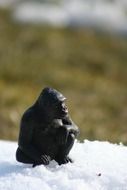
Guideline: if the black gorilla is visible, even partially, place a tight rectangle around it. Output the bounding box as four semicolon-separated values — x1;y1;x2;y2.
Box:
16;87;79;166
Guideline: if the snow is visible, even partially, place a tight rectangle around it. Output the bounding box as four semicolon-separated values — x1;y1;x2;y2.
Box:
12;0;127;33
1;0;127;33
0;140;127;190
0;0;18;7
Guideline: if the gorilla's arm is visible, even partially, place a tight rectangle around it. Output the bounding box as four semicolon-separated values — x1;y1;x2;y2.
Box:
62;115;79;137
48;119;68;145
50;117;79;145
18;111;41;162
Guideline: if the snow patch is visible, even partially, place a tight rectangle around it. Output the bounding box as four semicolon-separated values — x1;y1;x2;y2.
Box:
1;0;127;33
0;0;18;7
12;0;127;33
0;140;127;190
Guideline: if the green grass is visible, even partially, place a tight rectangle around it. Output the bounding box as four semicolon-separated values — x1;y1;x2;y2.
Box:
0;9;127;143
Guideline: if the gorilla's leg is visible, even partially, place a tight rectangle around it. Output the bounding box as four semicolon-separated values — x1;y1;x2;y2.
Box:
16;147;34;164
55;133;75;165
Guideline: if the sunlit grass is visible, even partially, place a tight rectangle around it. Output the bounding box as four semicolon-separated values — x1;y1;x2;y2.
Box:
0;9;127;143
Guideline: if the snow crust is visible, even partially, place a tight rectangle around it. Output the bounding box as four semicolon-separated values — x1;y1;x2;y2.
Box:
0;140;127;190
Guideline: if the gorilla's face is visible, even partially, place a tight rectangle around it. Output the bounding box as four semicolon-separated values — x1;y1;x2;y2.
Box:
53;100;68;119
38;87;68;119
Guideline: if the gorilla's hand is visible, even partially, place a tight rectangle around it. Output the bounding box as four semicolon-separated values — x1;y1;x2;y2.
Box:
56;156;73;165
55;126;69;145
40;154;51;165
33;155;51;167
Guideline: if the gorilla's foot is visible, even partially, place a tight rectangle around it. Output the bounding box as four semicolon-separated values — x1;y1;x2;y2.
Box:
56;156;73;165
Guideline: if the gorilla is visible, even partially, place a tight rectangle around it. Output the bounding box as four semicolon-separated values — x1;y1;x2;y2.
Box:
16;87;79;167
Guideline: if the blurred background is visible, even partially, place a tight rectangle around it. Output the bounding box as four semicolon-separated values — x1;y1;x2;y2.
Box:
0;0;127;143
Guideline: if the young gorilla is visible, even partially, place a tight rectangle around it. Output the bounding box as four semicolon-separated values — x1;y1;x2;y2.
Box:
16;87;79;167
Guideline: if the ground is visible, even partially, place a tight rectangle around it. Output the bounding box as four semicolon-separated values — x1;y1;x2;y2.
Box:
0;140;127;190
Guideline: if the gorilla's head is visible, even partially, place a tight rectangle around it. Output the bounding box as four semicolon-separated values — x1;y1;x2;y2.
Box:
37;87;68;119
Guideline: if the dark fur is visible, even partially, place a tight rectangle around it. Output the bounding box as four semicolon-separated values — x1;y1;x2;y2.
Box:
16;87;79;166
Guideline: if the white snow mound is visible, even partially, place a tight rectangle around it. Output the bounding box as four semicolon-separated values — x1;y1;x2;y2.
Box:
0;140;127;190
